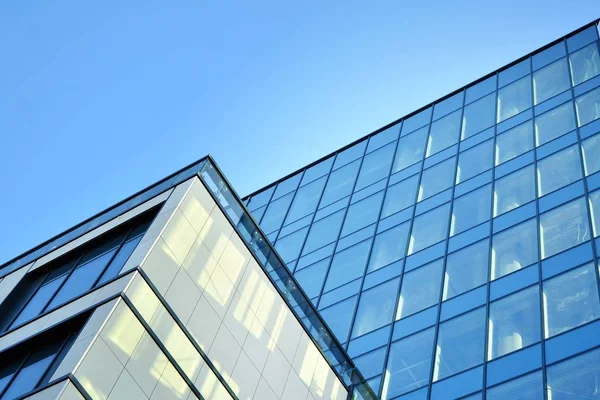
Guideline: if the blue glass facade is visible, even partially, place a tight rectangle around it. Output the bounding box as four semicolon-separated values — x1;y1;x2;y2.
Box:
244;23;600;399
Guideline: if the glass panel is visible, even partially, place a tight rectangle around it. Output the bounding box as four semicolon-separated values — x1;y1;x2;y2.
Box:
546;347;600;399
569;42;600;86
294;258;329;298
285;176;327;223
462;93;496;139
537;145;582;197
499;59;530;88
301;156;334;186
488;286;541;359
402;107;432;135
320;159;361;207
368;222;410;272
275;227;309;263
456;139;493;183
319;296;358;343
382;328;435;398
534;102;576;146
323;240;371;291
486;371;544;400
539;197;590;259
543;263;600;338
341;191;384;236
408;203;451;255
497;76;532;122
97;234;143;285
368;123;400;153
427;109;461;157
0;359;20;396
333;140;367;170
247;186;274;211
575;86;600;127
272;173;301;200
491;219;538;280
396;259;443;319
355;142;396;191
433;92;464;121
581;132;600;176
494;165;535;217
382;175;419;218
260;191;294;233
433;307;486;381
418;157;456;201
443;240;489;300
351;278;399;338
303;209;345;254
393;127;428;173
466;76;496;104
589;190;600;237
533;58;570;105
495;121;534;165
451;185;491;236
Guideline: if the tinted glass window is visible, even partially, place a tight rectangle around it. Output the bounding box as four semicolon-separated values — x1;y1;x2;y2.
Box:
495;121;534;165
533;58;570;105
418;157;456;201
293;258;329;298
324;240;371;291
569;42;600;86
546;347;600;399
382;174;419;218
351;278;399;338
393;127;428;173
368;222;410;272
575;86;600;127
408;204;451;255
285;176;327;223
486;371;544;400
320;159;361;207
319;296;358;343
456;139;493;183
302;210;345;254
427;109;461;157
355;142;396;191
396;259;443;319
260;191;294;233
341;191;384;236
539;197;590;259
581;132;600;176
494;165;535;217
462;93;495;139
534;102;576;146
497;76;532;122
443;240;489;300
451;184;491;236
491;219;538;280
537;145;582;197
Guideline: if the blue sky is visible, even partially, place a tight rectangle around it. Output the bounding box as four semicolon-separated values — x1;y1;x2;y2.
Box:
0;1;597;264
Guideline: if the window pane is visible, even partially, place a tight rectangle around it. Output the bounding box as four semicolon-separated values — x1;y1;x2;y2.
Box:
537;145;582;197
341;191;384;236
575;86;600;127
368;222;410;272
97;234;143;285
303;210;345;254
427;109;461;157
451;184;491;236
443;240;489;300
494;165;535;217
546;347;600;399
368;123;400;153
569;42;600;86
275;227;309;263
456;139;493;183
418;157;456;201
462;93;496;139
383;328;435;398
433;307;486;381
319;296;358;343
498;76;532;122
434;92;464;121
396;259;443;319
0;360;20;395
495;121;534;165
533;58;570;105
260;191;294;233
285;176;327;223
540;197;590;259
402;108;432;136
301;156;334;186
333;140;367;170
534;102;576;146
581;133;600;176
320;159;361;207
589;190;600;237
355;142;396;191
408;204;451;255
543;263;600;338
351;278;399;338
393;127;428;173
294;258;329;298
486;371;544;400
491;219;538;280
382;175;419;218
272;173;301;200
324;240;371;291
488;286;541;359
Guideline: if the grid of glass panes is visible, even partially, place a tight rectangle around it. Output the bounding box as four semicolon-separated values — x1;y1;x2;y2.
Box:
245;25;600;399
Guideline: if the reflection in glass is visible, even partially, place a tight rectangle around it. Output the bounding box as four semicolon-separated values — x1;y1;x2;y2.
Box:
396;259;443;319
456;139;493;183
581;133;600;176
418;157;456;201
433;307;486;381
491;219;538;280
534;102;576;146
539;197;590;259
533;58;570;105
536;145;582;196
355;142;396;191
382;175;419;218
275;227;309;263
351;278;399;338
451;184;491;236
488;286;541;359
293;258;330;298
368;222;410;272
443;240;489;300
341;191;384;236
383;328;435;398
319;159;361;207
495;121;534;165
462;93;496;139
302;210;345;254
575;86;600;127
319;295;358;343
497;76;532;122
333;140;367;170
393;127;429;173
324;239;371;291
427;109;461;156
494;165;535;217
569;42;600;86
260;191;294;233
546;347;600;399
486;371;544;400
542;263;600;338
408;204;450;255
285;176;327;223
589;190;600;237
402;108;432;136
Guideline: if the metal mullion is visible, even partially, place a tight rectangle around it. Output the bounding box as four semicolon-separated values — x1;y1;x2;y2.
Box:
270;171;306;248
425;90;468;400
90;227;133;289
0;351;31;398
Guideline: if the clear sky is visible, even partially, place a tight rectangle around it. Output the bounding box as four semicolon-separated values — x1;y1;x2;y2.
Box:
0;1;597;264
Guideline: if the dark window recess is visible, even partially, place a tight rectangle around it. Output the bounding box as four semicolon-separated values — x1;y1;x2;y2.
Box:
0;312;87;400
0;208;157;333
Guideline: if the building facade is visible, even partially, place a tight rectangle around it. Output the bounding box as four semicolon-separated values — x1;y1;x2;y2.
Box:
243;21;600;400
